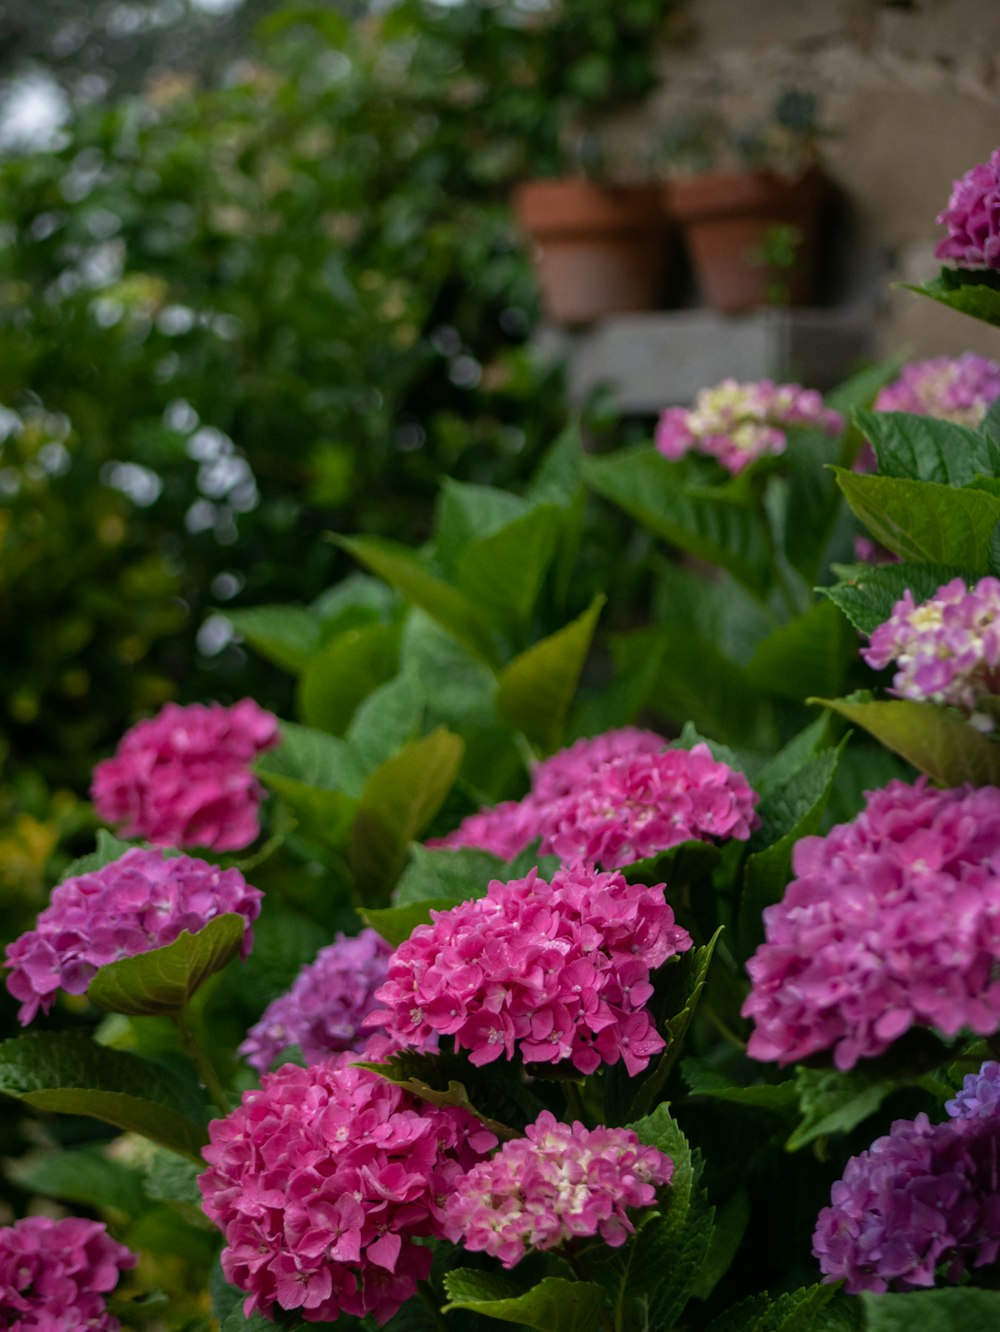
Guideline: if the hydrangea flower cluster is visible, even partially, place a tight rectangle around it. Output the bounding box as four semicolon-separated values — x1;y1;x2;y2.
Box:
0;1215;136;1330
744;779;1000;1070
654;378;843;475
861;576;1000;727
240;929;391;1073
444;1111;673;1267
935;148;1000;269
198;1058;496;1326
91;699;280;852
5;848;263;1024
813;1062;1000;1292
432;730;759;870
368;863;691;1076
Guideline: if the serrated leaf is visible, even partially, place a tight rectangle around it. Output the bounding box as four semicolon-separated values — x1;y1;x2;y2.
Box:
357;898;454;947
746;600;854;703
753;716;830;797
336;534;499;665
855;408;998;486
296;621;399;734
346;663;424;772
359;1059;513;1141
350;727;464;903
393;844;508;907
833;466;1000;568
144;1149;204;1207
821;562;974;635
87;913;245;1017
645;625;775;748
256;721;365;847
456;503;561;628
64;831;140;880
222;605;320;674
7;1145;147;1216
812;694;1000;787
903;267;1000;329
434;479;528;569
691;1190;750;1301
584;446;770;597
786;1066;896;1151
682;1058;799;1114
759;1285;837;1332
496;594;605;749
860;1287;1000;1330
0;1033;207;1161
443;1271;605;1331
825;359;904;419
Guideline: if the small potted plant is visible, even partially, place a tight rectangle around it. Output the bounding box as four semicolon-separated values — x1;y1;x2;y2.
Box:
513;129;676;327
660;90;835;315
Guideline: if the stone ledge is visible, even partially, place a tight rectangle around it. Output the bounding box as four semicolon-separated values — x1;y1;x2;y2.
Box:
538;307;878;413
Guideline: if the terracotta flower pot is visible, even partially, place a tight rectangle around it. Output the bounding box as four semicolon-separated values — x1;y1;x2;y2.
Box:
663;166;833;315
513;178;674;326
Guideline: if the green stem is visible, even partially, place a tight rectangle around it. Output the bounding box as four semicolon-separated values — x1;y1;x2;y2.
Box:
563;1078;591;1128
173;1008;231;1116
705;1005;747;1052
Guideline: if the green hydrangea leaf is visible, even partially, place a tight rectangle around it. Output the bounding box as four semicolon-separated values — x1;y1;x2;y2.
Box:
443;1271;606;1331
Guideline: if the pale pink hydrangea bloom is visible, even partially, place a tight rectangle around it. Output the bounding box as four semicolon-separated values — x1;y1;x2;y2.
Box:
0;1215;136;1331
198;1058;496;1326
744;779;1000;1071
535;744;759;868
431;730;758;870
814;1064;1000;1293
655;378;843;475
240;929;391;1072
935;148;1000;269
861;576;1000;729
445;1110;673;1267
368;863;691;1076
91;699;280;852
4;847;263;1024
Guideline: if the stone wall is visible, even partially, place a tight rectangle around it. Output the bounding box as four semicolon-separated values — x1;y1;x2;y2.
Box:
608;0;1000;359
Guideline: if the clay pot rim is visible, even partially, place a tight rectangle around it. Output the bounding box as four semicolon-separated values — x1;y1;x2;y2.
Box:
662;165;832;223
514;176;668;238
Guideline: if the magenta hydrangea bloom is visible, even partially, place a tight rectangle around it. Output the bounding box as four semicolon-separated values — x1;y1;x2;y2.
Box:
198;1058;496;1326
431;730;758;871
655;378;843;475
445;1110;673;1268
4;847;263;1024
91;698;280;852
861;576;1000;728
368;863;691;1077
813;1066;1000;1292
240;929;392;1073
744;780;1000;1071
535;744;759;868
935;148;1000;269
0;1215;136;1331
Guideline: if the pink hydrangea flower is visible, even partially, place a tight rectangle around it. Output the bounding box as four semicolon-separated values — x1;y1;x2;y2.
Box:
861;576;1000;728
935;148;1000;269
535;744;759;868
445;1111;673;1267
240;929;391;1073
655;378;843;475
430;730;758;871
368;863;691;1077
743;779;1000;1071
814;1065;1000;1293
5;847;263;1024
0;1215;136;1331
91;699;280;852
198;1058;496;1326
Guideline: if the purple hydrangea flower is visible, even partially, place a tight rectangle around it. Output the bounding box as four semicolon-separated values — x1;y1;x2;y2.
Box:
655;378;843;475
743;779;1000;1070
0;1215;136;1331
240;929;392;1072
444;1111;673;1267
935;149;1000;269
814;1064;1000;1292
861;576;1000;728
4;847;263;1024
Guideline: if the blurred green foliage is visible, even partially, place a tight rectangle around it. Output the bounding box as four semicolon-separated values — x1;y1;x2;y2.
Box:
0;0;677;804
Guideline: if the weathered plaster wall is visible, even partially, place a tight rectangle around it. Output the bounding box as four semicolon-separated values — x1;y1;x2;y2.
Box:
611;0;1000;358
